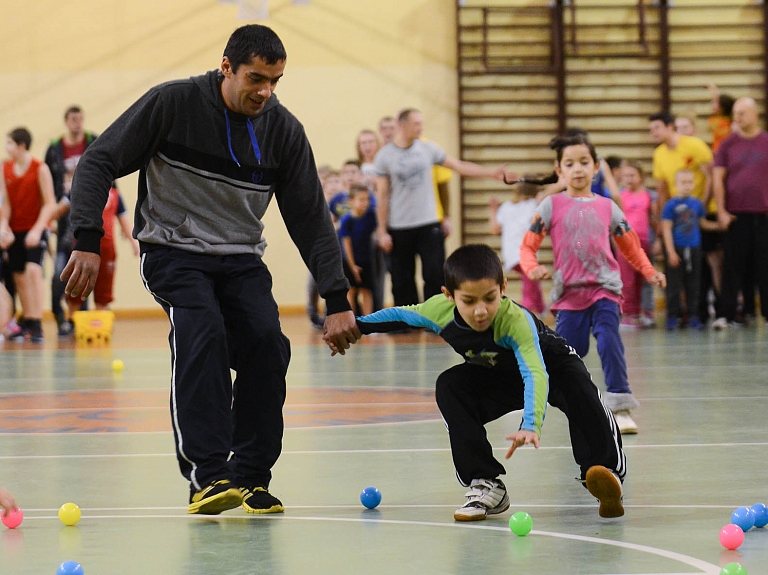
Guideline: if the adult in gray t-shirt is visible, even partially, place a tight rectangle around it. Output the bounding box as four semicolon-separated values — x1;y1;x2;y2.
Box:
374;139;445;230
374;108;512;306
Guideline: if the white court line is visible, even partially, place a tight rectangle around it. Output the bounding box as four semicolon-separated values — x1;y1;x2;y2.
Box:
13;513;720;574
1;441;767;459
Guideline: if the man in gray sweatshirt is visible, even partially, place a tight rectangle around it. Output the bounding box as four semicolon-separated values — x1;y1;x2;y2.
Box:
61;24;360;515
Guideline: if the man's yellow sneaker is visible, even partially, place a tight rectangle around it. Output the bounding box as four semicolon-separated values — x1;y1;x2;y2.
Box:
241;486;284;514
188;479;243;515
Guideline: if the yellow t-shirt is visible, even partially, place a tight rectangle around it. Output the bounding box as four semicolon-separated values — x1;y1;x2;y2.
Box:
433;164;453;221
652;135;715;212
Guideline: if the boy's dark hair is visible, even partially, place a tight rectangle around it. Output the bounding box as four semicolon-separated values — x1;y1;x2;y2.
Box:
549;133;598;164
8;127;32;150
649;111;675;126
444;244;504;295
223;24;287;72
348;183;369;197
719;94;736;117
605;155;623;171
343;159;361;168
64;105;82;120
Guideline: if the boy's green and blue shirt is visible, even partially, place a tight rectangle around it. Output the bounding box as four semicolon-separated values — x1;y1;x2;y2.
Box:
357;295;550;435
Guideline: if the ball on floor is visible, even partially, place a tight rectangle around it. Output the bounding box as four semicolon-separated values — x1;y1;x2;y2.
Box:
719;523;745;550
731;506;754;532
58;503;81;526
750;502;768;528
57;561;84;575
1;508;23;529
360;487;382;509
111;359;124;372
720;562;747;575
509;511;533;536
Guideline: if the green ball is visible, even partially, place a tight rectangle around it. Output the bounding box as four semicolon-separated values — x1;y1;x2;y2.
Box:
509;511;533;536
720;562;747;575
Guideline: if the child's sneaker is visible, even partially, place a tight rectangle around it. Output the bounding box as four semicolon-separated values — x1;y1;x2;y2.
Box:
188;479;243;515
619;316;640;330
639;314;656;328
241;486;284;514
688;316;705;330
613;410;637;435
664;317;679;331
454;478;509;521
711;317;728;330
585;466;624;518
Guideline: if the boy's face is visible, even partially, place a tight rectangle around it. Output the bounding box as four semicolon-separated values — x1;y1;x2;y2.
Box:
442;277;506;333
676;172;695;196
341;163;362;187
349;191;369;215
5;137;22;159
674;117;695;136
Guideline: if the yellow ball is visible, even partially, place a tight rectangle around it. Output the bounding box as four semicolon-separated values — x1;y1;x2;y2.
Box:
111;359;124;372
58;502;81;526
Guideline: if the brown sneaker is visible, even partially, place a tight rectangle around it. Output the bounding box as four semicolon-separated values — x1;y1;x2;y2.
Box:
585;466;624;518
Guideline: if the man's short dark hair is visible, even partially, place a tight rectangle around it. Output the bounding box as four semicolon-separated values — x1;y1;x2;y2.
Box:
398;108;419;123
223;24;287;73
649;111;675;126
64;105;82;120
8;127;32;150
444;244;504;295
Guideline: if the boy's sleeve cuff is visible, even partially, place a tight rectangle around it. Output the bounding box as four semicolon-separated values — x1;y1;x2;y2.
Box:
325;291;353;316
73;229;103;255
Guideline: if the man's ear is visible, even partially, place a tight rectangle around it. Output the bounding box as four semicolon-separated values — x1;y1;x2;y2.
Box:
221;56;232;77
441;286;454;301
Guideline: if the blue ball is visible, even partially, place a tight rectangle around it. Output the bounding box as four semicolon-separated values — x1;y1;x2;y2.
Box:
360;486;382;509
751;502;768;528
57;561;84;575
731;506;755;532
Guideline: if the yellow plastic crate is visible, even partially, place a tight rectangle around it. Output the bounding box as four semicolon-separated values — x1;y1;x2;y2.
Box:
72;310;115;344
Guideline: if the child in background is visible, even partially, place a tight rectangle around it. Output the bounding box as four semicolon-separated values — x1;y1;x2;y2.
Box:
707;84;735;152
307;170;346;329
520;134;666;435
64;184;138;317
488;178;545;316
618;161;658;328
339;184;377;316
661;169;720;330
347;244;627;521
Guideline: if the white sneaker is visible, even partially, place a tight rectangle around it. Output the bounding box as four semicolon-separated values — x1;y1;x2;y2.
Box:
585;466;625;518
613;410;638;435
454;478;509;521
712;317;728;331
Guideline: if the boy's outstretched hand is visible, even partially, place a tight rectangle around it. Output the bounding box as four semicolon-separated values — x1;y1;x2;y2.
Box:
504;430;540;459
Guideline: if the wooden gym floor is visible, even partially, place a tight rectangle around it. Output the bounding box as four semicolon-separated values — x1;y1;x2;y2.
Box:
0;314;766;574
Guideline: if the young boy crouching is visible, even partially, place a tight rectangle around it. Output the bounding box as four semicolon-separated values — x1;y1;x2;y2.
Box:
347;244;627;521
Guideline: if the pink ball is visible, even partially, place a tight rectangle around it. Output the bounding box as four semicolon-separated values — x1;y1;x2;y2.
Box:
1;508;23;529
719;523;745;550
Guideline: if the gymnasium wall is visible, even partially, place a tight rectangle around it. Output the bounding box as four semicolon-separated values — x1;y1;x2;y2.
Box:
0;0;460;313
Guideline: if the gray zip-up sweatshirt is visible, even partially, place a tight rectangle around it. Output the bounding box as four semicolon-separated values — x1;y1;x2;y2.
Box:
69;70;350;313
